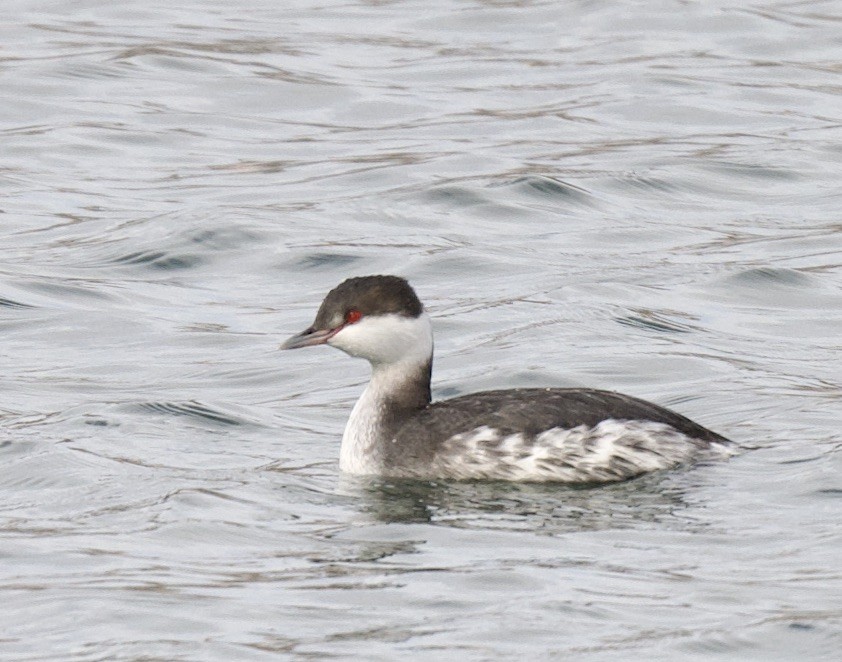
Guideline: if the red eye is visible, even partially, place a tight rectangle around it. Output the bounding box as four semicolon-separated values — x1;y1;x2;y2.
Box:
345;309;362;324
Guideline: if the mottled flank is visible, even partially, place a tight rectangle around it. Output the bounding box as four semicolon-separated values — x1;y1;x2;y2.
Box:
426;420;733;483
369;387;731;482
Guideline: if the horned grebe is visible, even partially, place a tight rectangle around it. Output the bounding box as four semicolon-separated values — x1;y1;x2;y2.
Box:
282;275;731;482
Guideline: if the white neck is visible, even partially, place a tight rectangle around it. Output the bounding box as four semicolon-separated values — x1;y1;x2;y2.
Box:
338;314;433;475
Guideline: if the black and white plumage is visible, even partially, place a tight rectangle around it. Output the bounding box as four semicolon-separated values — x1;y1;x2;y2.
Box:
282;275;732;483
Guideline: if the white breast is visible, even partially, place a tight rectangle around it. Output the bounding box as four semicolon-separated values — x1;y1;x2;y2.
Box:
338;333;431;474
340;382;386;475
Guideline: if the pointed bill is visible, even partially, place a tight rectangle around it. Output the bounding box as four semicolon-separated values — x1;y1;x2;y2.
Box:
280;326;338;350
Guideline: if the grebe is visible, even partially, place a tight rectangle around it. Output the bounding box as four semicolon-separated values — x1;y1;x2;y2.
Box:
282;275;731;482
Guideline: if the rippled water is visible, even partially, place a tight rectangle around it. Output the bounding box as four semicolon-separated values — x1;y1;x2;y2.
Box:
2;0;840;659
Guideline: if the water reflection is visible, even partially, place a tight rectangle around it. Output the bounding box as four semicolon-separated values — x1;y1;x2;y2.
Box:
344;471;694;533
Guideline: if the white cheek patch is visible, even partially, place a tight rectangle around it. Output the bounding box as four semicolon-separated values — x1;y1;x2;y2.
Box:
329;313;432;366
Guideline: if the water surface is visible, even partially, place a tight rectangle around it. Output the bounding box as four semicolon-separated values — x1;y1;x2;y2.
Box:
1;1;840;659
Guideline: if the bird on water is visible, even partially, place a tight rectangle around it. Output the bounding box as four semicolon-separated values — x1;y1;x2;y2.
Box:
282;275;731;483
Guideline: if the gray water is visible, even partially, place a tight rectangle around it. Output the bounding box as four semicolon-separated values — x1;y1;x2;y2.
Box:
2;0;841;659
